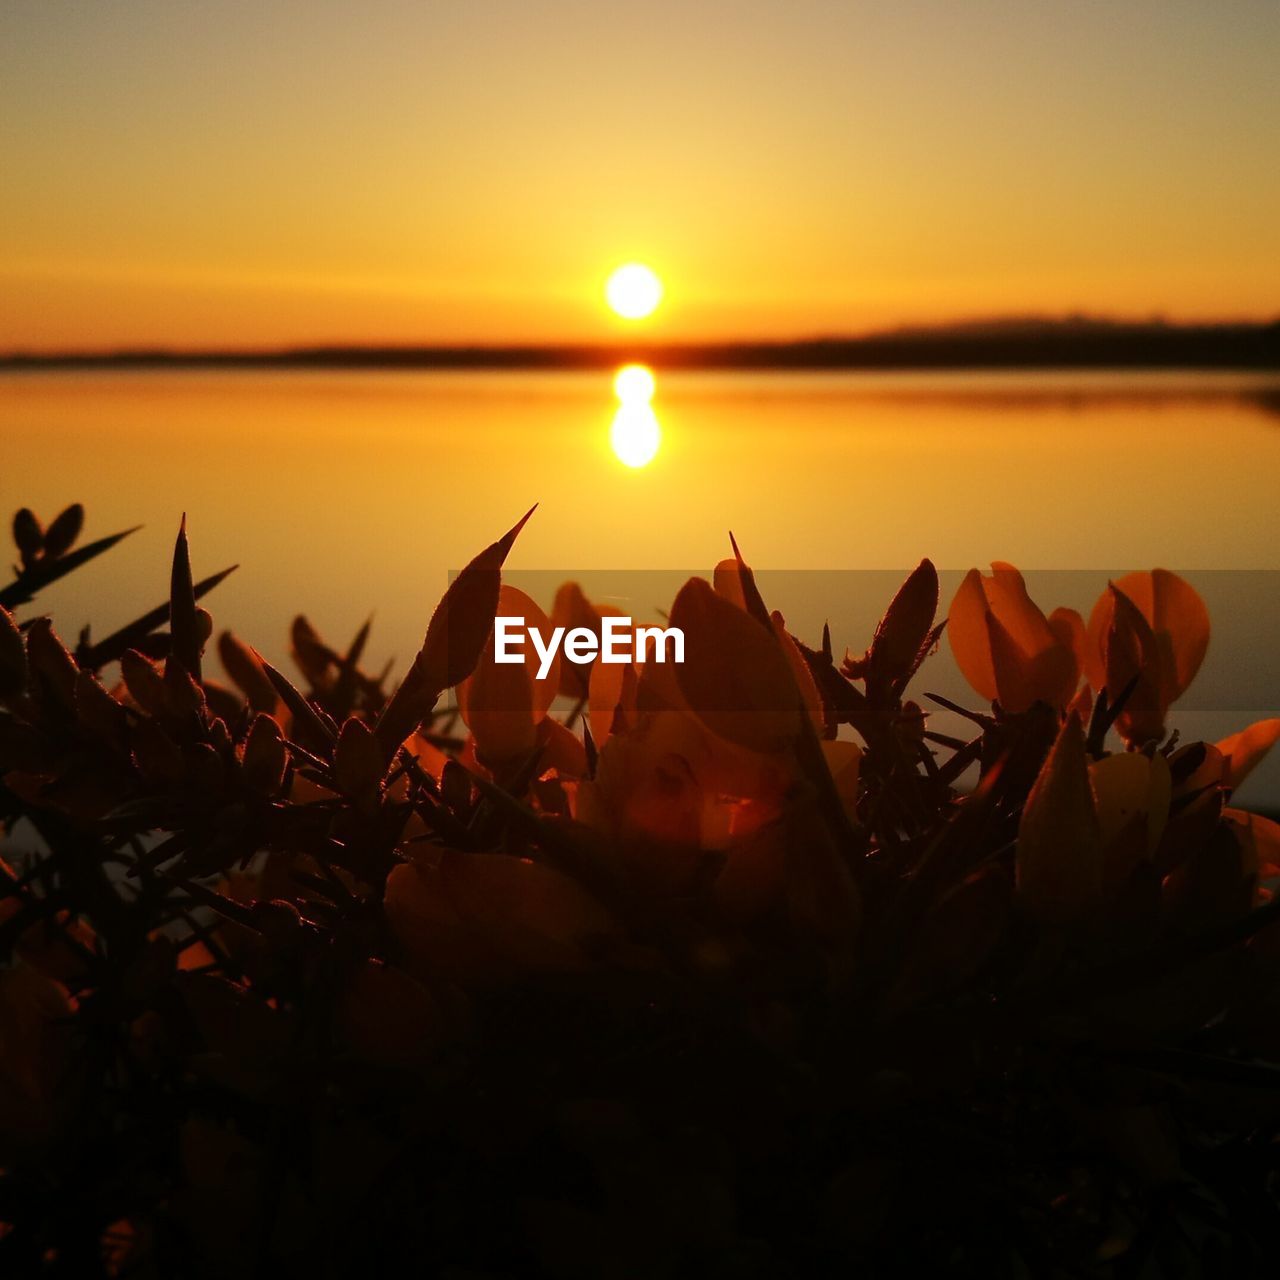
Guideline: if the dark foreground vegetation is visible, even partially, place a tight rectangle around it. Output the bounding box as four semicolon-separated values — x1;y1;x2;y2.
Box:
2;502;1280;1278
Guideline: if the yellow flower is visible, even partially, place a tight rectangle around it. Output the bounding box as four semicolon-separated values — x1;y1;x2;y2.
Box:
1084;570;1209;744
949;563;1083;713
456;584;559;767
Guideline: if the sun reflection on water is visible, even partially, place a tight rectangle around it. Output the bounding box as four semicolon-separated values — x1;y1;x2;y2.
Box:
610;364;661;467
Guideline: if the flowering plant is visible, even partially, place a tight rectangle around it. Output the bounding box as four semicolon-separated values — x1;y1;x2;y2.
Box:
2;504;1279;1277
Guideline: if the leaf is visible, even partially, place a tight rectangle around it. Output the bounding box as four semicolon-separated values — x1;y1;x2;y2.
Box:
179;972;290;1063
12;508;43;566
332;614;373;712
886;866;1010;1010
168;514;201;682
333;717;386;801
25;619;78;710
375;505;535;758
291;615;335;687
217;631;277;712
1016;713;1102;927
868;559;938;689
385;849;618;982
726;531;772;629
120;649;170;718
255;651;336;751
241;713;287;794
74;669;128;750
0;606;27;701
41;504;84;560
335;961;442;1067
78;565;238;670
0;525;142;610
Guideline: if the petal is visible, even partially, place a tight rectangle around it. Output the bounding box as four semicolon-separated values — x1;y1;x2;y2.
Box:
1147;569;1210;697
1216;718;1280;792
712;558;749;610
1067;682;1094;724
587;656;636;748
1223;807;1280;878
537;715;588;779
550;580;597;634
987;609;1039;714
1104;585;1168;743
1089;751;1171;859
670;577;800;753
1016;713;1103;926
456;585;558;745
1048;607;1086;685
985;563;1058;657
1083;587;1113;694
550;581;600;697
458;646;538;763
1105;570;1210;702
502;585;560;719
986;602;1078;713
773;611;825;736
821;739;862;815
947;568;998;702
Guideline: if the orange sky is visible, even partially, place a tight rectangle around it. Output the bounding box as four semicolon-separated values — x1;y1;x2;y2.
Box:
2;1;1278;350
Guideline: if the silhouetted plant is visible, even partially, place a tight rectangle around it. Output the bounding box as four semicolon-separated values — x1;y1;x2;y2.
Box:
2;504;1279;1278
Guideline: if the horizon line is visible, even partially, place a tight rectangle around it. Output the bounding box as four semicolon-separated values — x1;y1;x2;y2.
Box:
4;315;1280;372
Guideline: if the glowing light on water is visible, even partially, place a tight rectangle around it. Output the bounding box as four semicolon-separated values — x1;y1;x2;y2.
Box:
609;362;660;466
610;401;661;467
613;363;656;403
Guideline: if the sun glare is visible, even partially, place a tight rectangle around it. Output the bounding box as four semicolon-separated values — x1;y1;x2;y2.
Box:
613;363;656;403
606;264;663;320
610;402;661;468
610;363;660;466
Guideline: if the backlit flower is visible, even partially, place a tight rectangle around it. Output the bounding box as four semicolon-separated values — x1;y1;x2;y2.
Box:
1084;569;1209;744
949;563;1083;713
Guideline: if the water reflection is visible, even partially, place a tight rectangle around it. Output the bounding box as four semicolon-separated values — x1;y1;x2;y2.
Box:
610;363;661;467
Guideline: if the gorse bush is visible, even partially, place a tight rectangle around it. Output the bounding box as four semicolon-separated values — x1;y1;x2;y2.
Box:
2;504;1280;1278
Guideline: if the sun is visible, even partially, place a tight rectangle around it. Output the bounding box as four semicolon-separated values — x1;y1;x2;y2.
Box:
606;263;663;320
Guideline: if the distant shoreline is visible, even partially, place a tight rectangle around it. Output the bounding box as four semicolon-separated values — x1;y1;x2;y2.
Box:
3;320;1279;372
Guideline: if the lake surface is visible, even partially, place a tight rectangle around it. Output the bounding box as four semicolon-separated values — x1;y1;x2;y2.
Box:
4;368;1280;801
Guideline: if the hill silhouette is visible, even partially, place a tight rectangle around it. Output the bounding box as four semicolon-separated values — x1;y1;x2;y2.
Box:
3;316;1278;371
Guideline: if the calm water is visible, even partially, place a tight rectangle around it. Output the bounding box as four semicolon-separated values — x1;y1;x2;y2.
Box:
3;368;1280;800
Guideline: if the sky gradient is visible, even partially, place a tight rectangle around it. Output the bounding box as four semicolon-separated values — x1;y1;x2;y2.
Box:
2;0;1278;350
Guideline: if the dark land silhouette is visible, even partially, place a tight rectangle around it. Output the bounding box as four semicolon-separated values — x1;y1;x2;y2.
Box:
4;315;1279;371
